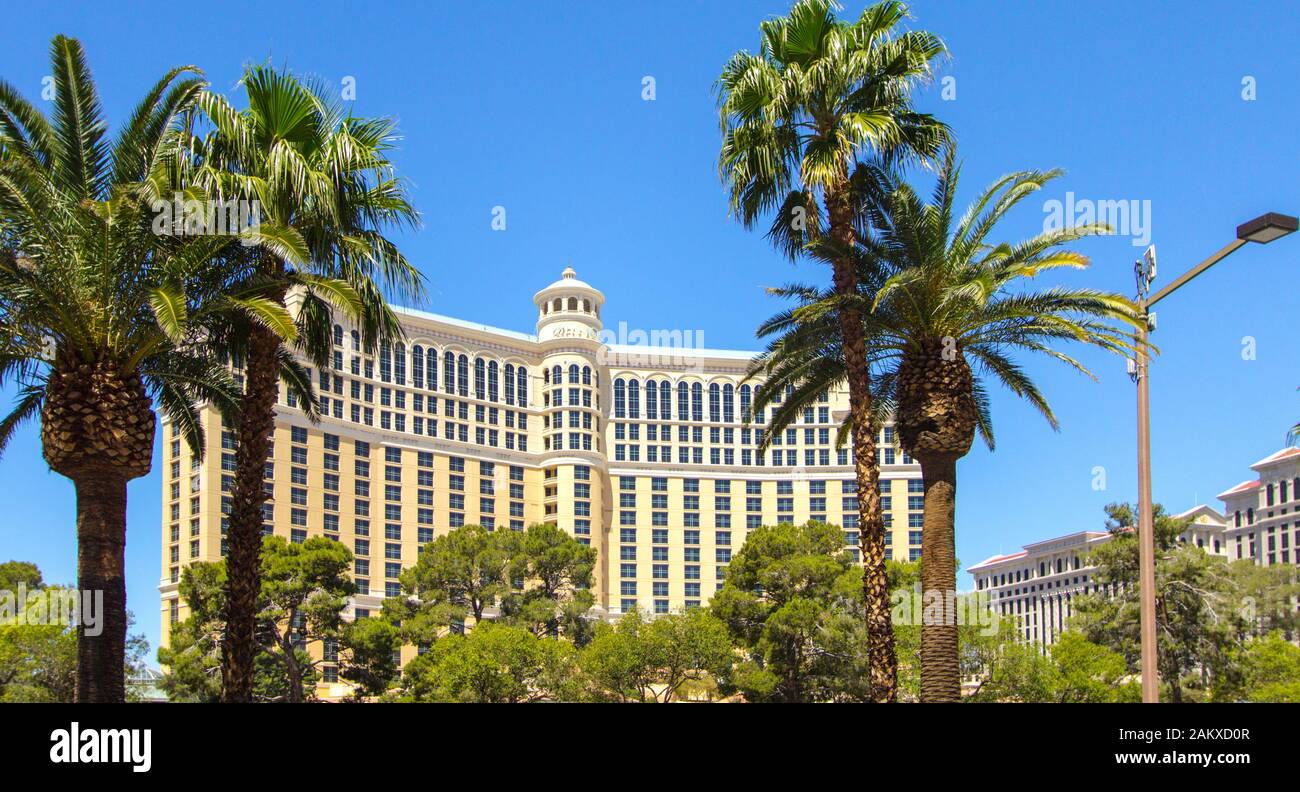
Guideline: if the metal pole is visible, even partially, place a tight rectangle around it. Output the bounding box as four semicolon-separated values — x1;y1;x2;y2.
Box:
1135;310;1158;703
1135;237;1245;704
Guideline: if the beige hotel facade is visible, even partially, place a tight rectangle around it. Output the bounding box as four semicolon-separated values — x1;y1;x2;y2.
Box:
160;268;924;676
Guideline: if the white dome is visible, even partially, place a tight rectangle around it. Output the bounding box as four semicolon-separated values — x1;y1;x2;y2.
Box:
532;267;604;306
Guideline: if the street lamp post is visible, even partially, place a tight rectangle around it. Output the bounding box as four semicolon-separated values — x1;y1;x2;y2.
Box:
1133;211;1297;703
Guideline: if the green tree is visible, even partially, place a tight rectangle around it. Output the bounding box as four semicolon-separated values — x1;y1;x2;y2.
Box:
1235;632;1300;703
0;561;147;702
399;524;513;625
191;65;422;701
156;561;226;702
717;0;948;702
257;535;354;702
339;616;401;700
397;622;577;703
0;36;246;702
710;521;869;701
1222;559;1300;639
0;560;42;591
1072;502;1236;703
967;631;1136;703
580;608;734;702
499;522;597;642
0;585;77;702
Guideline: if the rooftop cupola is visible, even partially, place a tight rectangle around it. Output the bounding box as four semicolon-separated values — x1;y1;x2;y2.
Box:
534;267;604;344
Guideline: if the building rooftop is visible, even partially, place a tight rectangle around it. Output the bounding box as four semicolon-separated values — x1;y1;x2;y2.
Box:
1251;446;1300;469
1217;479;1261;500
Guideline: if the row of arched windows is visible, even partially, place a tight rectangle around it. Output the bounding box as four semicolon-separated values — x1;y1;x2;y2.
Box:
335;325;529;407
543;363;595;387
613;378;755;422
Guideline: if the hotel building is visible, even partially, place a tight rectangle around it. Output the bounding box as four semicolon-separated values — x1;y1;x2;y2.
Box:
970;448;1300;648
159;268;923;679
1218;447;1300;566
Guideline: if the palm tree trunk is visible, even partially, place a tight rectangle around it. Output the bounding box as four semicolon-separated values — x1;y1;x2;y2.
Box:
826;181;896;703
73;471;129;703
221;322;281;702
918;453;960;702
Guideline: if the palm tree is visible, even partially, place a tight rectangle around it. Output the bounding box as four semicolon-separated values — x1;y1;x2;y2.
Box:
717;0;947;702
0;36;253;701
755;148;1141;701
188;66;422;702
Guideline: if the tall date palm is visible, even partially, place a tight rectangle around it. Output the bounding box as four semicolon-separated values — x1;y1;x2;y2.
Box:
754;148;1141;700
717;0;947;701
190;66;422;702
0;36;254;701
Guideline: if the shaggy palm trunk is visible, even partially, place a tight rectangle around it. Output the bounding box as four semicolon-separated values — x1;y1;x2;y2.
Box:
826;179;895;703
895;340;976;703
42;360;154;703
72;473;130;703
917;454;960;701
222;320;282;702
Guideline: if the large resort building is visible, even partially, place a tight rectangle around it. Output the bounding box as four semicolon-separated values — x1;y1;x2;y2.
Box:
160;268;924;679
969;447;1300;648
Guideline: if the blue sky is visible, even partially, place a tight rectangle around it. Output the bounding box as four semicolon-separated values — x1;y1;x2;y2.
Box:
2;0;1298;654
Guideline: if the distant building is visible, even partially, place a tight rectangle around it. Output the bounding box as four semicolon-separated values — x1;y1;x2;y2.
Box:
1218;447;1300;566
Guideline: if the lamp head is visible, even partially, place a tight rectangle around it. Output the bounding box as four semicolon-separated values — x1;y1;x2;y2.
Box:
1236;212;1298;244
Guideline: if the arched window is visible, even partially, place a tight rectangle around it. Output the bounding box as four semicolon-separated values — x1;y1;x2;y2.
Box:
660;381;671;419
379;341;392;382
543;367;550;385
444;351;455;394
628;380;640;419
552;298;561;312
412;345;424;387
645;380;657;419
614;378;626;418
426;347;438;391
333;324;343;346
552;365;562;386
691;383;703;421
394;343;406;385
740;384;752;422
677;382;689;421
569;364;579;384
350;329;360;351
457;355;469;397
474;358;486;399
582;366;591;385
567;297;578;311
517;367;528;407
488;361;499;402
708;383;721;422
505;364;515;404
723;384;734;423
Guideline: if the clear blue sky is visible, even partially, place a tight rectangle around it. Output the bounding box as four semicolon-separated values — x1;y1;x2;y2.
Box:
2;0;1297;655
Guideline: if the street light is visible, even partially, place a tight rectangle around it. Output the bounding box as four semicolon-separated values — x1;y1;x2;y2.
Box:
1133;211;1297;703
